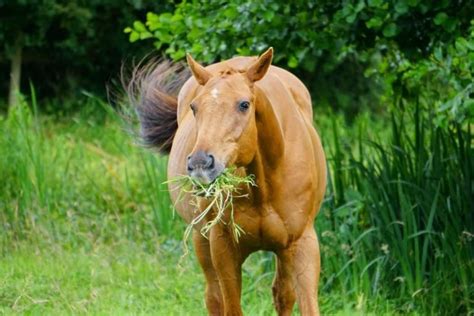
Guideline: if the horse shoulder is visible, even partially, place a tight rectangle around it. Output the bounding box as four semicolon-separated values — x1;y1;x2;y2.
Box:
254;69;326;241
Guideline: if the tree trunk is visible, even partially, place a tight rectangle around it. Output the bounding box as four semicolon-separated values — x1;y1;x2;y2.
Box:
8;41;22;108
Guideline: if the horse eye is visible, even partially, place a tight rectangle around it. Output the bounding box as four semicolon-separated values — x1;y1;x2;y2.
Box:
238;101;250;112
190;103;196;115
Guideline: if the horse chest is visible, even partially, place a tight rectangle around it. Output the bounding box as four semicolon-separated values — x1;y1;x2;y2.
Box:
234;204;293;250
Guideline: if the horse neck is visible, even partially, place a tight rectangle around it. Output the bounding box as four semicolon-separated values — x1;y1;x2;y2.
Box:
247;86;285;203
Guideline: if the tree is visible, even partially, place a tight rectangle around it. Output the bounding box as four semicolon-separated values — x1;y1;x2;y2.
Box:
0;0;169;110
0;0;57;107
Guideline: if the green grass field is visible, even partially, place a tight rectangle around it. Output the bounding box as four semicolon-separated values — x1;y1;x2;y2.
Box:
2;240;392;315
0;96;471;315
1;240;272;315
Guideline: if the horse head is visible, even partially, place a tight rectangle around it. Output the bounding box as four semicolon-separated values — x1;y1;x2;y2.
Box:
185;48;273;184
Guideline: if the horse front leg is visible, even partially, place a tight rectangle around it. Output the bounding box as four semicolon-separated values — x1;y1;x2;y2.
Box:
272;254;297;316
277;225;321;316
209;224;245;316
193;230;223;315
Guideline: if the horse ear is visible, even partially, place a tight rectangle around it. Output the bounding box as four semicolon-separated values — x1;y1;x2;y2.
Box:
247;47;273;82
186;53;211;85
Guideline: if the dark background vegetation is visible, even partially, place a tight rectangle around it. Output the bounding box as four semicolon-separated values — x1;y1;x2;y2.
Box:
1;0;472;314
0;0;171;105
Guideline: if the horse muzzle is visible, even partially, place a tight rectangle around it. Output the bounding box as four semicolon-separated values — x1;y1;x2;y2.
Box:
187;150;224;184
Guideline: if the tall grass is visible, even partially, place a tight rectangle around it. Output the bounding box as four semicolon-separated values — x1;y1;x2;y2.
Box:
317;103;473;314
0;90;181;252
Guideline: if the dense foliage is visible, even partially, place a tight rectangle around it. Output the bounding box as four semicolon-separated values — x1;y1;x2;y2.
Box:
127;0;474;120
320;106;473;313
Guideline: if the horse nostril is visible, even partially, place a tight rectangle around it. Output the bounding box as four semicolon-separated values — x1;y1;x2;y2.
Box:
188;151;216;172
207;154;215;169
187;163;194;172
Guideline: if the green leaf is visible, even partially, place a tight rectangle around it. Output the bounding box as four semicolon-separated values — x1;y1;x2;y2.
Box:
191;42;204;54
383;23;398;37
433;46;443;60
346;13;358;23
455;37;468;53
146;12;159;24
129;31;140;43
139;32;152;40
170;49;186;60
186;28;202;41
466;39;474;51
366;17;383;29
236;47;251;56
155;30;173;43
223;6;238;19
159;13;173;24
133;21;147;33
123;27;132;34
263;10;275;22
288;55;298;68
394;0;409;14
434;12;448;26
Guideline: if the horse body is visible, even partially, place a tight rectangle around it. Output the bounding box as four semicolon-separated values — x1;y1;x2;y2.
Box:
133;49;326;315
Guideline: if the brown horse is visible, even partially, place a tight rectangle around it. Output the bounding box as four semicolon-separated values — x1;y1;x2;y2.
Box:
131;48;327;315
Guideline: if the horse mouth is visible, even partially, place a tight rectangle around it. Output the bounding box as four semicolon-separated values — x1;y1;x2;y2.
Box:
189;164;224;186
189;169;220;197
190;170;215;185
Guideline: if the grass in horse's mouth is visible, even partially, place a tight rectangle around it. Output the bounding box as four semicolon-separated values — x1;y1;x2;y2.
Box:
167;168;256;254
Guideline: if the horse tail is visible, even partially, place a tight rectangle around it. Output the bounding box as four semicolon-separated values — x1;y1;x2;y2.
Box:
126;59;189;154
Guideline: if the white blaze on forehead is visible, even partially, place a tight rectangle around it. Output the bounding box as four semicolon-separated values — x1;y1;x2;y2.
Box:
211;88;219;99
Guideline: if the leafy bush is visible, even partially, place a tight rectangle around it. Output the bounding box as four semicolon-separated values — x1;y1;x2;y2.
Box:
126;0;474;117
